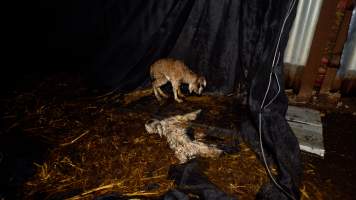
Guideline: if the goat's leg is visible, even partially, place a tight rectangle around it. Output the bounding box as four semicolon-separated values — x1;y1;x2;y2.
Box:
171;81;183;103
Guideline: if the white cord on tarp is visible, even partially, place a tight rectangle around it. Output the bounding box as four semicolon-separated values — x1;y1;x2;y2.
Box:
258;0;297;199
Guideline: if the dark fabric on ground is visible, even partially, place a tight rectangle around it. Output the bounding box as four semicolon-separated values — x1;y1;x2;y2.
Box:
164;159;236;200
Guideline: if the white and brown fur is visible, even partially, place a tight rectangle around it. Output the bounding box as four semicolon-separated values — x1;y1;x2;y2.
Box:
150;58;206;103
145;110;222;163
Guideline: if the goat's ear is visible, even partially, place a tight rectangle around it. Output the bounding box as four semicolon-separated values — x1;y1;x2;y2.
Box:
184;109;202;121
199;77;206;87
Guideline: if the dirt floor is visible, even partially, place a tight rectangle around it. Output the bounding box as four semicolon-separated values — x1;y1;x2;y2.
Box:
0;73;355;200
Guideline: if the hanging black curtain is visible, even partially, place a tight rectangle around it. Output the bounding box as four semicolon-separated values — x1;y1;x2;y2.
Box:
238;1;303;199
91;0;301;199
93;0;247;93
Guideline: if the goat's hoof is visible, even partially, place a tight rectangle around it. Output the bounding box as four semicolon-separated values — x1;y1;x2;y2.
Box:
175;99;183;103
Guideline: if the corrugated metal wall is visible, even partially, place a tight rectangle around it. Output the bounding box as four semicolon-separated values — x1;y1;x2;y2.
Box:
338;8;356;79
284;0;324;66
283;0;355;95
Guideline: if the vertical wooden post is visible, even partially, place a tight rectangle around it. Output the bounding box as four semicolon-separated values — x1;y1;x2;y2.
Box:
296;0;339;102
321;10;353;94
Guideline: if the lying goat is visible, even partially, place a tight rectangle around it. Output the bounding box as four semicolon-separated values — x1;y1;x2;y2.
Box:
145;110;222;163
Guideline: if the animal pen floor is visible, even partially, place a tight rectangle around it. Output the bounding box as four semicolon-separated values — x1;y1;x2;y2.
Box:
1;73;356;200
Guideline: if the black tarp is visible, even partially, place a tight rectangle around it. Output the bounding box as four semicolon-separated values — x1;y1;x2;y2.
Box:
38;0;302;199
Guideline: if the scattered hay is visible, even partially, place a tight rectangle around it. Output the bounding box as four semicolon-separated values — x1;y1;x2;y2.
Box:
0;85;330;199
